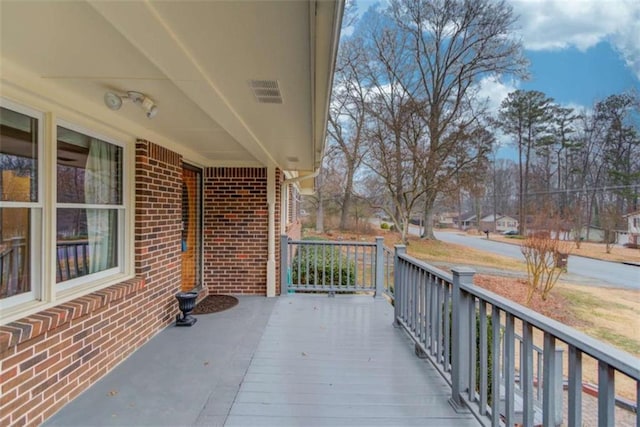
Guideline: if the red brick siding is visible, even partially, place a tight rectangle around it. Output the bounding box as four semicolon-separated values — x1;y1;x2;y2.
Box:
203;167;273;295
0;140;183;427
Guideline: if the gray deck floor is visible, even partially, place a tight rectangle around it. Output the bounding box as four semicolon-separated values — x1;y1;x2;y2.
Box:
45;295;479;426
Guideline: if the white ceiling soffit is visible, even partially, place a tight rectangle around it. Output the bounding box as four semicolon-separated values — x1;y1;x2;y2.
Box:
0;1;343;170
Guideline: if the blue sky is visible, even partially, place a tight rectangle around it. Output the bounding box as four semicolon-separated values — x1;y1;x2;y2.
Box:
523;42;637;108
351;0;640;157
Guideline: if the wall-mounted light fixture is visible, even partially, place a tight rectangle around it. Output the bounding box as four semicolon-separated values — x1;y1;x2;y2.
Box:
104;91;158;119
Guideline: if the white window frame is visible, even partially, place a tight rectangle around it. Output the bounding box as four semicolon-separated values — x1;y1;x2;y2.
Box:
0;99;133;322
0;99;44;312
55;120;128;293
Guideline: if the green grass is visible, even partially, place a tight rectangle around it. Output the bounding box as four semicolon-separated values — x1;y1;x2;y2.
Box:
590;328;640;355
559;288;629;312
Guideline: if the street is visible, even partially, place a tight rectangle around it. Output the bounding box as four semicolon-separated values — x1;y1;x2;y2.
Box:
432;230;640;290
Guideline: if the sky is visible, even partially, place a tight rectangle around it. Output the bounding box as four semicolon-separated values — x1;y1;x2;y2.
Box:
352;0;640;158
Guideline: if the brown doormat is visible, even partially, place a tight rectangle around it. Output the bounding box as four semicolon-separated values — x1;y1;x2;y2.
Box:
192;295;239;315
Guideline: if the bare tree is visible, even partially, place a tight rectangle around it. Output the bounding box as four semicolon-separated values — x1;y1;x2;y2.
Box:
387;0;527;238
327;35;369;231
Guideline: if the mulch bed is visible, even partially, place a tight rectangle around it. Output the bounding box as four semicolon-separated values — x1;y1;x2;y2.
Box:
192;295;238;315
474;274;578;326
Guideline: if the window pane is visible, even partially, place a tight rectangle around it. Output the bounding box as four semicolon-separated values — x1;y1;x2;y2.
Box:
1;107;38;202
57;208;117;282
1;208;31;299
57;127;122;205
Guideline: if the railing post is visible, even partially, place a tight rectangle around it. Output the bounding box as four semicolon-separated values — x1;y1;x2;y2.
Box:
393;245;406;326
374;237;384;298
280;235;289;295
450;267;475;413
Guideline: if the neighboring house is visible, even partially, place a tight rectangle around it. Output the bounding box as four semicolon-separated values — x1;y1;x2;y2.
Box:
0;1;344;425
569;226;608;243
453;212;477;229
623;210;640;245
436;211;457;228
479;214;519;233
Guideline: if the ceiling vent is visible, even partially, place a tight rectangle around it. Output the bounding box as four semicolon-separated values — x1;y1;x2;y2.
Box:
249;80;283;104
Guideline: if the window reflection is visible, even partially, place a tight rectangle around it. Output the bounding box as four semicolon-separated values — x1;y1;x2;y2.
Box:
56;208;117;282
0;208;31;298
1;107;38;202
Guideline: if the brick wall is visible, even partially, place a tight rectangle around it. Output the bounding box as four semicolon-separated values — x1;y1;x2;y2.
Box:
0;140;183;426
203;167;272;295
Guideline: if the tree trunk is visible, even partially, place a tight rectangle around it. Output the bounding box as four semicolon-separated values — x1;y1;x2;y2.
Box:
339;165;354;231
315;175;324;233
421;194;437;240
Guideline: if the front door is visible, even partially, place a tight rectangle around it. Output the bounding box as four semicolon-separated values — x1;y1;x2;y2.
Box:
181;164;202;291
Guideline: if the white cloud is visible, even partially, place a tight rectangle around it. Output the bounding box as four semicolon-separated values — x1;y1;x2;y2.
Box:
476;76;519;115
509;0;640;78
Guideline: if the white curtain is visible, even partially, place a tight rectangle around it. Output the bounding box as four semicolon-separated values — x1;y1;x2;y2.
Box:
85;139;117;273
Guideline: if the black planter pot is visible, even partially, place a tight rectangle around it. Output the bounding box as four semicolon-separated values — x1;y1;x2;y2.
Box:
175;291;198;326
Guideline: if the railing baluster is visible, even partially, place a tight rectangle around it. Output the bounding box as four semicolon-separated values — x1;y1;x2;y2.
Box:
598;360;615;427
537;351;543;402
313;243;318;289
468;299;476;402
543;332;557;427
479;301;488;415
567;345;582;427
491;306;501;427
431;276;439;357
504;312;515;426
436;280;443;361
426;273;433;349
443;281;451;371
421;268;427;344
412;268;420;333
522;321;534;427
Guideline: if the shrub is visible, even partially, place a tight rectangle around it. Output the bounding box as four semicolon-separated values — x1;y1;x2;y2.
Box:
290;239;356;287
380;222;390;230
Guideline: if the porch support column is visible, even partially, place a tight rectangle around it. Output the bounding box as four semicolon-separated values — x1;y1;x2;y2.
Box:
266;166;276;297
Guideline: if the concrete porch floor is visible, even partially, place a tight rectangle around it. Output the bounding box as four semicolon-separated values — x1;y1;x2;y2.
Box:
44;295;479;426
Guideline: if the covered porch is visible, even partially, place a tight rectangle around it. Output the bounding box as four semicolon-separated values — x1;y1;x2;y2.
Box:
44;295;478;427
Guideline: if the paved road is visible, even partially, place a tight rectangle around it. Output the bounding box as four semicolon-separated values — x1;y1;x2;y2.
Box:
431;230;640;290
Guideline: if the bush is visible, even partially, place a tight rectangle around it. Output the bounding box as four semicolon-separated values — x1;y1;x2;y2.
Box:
380;222;390;230
290;239;356;287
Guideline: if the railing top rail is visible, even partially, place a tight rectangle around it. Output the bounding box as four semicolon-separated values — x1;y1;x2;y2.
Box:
461;281;640;380
287;239;376;247
397;252;454;284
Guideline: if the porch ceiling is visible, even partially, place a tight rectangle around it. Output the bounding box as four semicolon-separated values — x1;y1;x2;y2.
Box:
0;0;342;171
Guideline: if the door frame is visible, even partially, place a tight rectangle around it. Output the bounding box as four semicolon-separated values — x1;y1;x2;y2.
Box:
181;163;203;292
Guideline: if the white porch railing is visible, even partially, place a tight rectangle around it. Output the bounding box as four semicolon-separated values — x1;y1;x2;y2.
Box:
280;236;640;426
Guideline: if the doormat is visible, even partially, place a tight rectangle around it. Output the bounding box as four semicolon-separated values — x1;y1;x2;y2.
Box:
192;295;239;315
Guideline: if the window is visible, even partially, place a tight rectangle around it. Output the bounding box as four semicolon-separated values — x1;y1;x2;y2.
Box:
56;125;124;288
1;104;42;307
1;100;129;317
